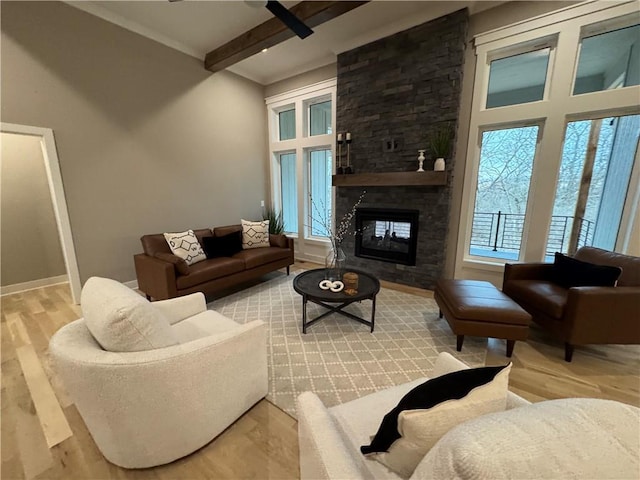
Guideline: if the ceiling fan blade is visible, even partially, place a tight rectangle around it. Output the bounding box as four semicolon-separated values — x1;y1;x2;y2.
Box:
266;0;313;39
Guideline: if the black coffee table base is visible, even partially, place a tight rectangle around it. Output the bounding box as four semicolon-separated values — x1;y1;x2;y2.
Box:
293;268;381;334
302;295;376;334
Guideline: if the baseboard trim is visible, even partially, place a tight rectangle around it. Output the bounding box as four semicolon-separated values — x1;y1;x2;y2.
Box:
123;279;139;290
1;275;69;296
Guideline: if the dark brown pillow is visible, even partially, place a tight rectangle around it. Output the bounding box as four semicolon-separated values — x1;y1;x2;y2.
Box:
270;234;288;249
154;252;189;276
551;252;621;288
203;231;243;258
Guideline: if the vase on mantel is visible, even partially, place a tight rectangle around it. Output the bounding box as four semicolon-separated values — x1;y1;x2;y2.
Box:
325;241;346;281
434;157;446;171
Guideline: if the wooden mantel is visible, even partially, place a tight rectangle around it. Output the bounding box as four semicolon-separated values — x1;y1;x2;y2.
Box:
332;171;447;187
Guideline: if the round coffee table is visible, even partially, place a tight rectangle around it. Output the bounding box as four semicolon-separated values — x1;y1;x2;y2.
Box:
293;268;381;333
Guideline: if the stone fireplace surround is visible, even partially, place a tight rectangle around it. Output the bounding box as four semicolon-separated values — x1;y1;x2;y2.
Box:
335;9;468;290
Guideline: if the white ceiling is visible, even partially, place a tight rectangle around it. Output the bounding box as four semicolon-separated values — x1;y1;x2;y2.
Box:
67;1;500;85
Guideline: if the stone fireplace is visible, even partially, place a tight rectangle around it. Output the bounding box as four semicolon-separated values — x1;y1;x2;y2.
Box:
335;9;468;289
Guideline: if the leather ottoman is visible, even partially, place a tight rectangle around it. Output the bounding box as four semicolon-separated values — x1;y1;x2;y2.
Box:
434;279;531;357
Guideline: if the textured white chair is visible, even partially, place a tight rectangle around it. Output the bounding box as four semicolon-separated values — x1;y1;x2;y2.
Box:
49;277;267;469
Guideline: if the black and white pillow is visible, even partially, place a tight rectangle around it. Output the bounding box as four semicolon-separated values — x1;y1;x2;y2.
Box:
361;363;512;478
163;230;206;266
241;219;270;250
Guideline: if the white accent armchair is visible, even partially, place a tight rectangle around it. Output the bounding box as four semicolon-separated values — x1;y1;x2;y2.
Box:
49;278;267;469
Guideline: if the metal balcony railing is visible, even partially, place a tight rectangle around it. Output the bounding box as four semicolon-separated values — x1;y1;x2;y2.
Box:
470;211;595;258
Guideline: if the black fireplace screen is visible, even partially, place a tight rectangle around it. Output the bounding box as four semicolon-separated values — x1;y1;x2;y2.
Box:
355;208;419;265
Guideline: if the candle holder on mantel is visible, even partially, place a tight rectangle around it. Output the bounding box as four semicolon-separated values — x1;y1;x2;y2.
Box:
337;133;344;174
345;133;353;174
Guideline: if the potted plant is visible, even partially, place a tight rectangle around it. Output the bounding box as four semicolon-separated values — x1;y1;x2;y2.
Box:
262;206;285;235
429;123;454;171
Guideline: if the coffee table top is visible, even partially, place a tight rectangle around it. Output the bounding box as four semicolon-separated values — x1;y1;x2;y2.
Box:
293;268;380;303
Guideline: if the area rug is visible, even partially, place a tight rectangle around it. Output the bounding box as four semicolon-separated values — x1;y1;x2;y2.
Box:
210;271;487;417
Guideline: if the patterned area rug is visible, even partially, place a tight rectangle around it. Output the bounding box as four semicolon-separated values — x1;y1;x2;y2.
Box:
211;270;487;417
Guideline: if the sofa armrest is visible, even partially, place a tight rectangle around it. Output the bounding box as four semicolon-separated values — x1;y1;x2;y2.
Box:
296;392;365;480
564;286;640;344
134;254;177;300
152;293;207;325
504;263;554;284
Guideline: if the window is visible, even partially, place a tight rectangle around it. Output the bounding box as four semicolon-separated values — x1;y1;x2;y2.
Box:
279;108;295;140
308;100;332;136
279;152;297;233
546;114;640;258
487;47;551;108
469;126;539;260
266;79;336;262
457;2;639;281
574;23;640;95
308;149;332;237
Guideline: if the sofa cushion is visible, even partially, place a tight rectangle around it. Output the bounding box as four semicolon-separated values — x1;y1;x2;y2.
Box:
163;230;207;266
176;257;245;290
241;219;270;249
232;247;291;269
363;364;511;478
504;280;568;319
154;252;189;275
81;277;178;352
552;252;622;288
202;231;242;258
171;310;241;343
413;398;640;480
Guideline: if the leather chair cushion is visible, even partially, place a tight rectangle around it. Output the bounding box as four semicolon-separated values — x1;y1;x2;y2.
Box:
505;280;568;319
574;247;640;287
435;279;530;326
176;258;245;289
232;247;291;270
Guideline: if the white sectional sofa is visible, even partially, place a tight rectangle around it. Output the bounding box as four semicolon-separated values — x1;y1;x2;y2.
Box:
297;352;640;480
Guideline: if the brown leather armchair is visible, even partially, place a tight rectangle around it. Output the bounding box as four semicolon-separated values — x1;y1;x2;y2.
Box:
503;247;640;362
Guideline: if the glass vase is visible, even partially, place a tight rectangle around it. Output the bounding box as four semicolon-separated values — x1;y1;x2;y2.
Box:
325;243;346;281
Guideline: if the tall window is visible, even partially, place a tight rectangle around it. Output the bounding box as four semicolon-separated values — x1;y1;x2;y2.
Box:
546;114;640;259
279;152;297;232
469;126;539;260
458;3;639;278
309;149;332;236
266;80;336;262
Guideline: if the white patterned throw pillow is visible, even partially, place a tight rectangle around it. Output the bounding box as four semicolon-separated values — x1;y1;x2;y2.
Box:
163;230;206;266
241;219;270;249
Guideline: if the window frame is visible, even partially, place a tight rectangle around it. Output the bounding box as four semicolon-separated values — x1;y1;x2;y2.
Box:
457;1;640;277
266;79;337;263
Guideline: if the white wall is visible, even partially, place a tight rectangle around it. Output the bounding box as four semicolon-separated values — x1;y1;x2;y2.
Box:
1;1;269;284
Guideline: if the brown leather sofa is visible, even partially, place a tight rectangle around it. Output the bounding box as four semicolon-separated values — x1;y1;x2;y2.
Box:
134;225;294;301
503;247;640;362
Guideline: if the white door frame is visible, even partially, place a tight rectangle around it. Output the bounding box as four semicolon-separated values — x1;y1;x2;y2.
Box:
2;123;81;303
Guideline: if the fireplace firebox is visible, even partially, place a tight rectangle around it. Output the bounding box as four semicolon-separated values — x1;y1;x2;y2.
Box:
355;208;419;265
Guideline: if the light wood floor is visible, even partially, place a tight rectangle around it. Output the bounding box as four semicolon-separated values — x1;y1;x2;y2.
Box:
2;264;639;479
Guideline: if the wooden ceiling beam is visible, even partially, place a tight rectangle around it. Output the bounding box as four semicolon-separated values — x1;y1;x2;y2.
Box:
204;1;369;73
